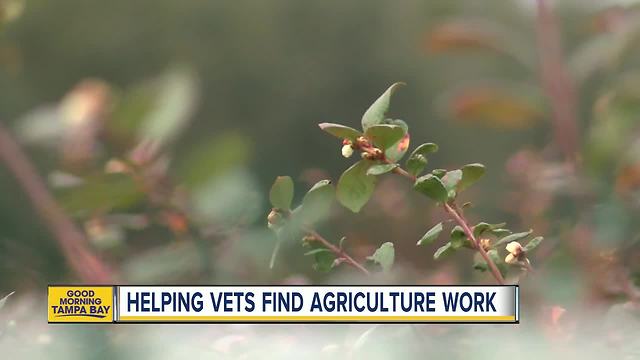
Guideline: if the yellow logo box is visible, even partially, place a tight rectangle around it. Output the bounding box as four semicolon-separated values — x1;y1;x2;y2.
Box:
48;286;114;323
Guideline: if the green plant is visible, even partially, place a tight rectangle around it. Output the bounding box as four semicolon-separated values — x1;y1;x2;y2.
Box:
268;83;543;284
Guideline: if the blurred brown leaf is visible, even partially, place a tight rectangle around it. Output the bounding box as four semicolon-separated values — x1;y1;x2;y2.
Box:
426;21;499;53
446;85;544;129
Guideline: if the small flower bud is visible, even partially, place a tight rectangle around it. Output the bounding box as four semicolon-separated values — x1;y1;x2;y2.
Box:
341;144;354;158
301;235;315;246
162;211;188;234
355;136;369;148
506;241;523;256
371;148;383;159
479;238;491;251
104;158;130;174
267;209;283;229
505;241;525;264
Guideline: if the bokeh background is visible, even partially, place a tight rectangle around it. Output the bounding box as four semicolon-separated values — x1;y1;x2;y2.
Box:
0;0;639;358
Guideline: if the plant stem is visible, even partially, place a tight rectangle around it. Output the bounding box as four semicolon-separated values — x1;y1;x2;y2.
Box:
388;160;506;284
443;203;505;284
0;123;114;283
303;227;370;276
391;164;413;179
535;0;579;162
354;144;508;283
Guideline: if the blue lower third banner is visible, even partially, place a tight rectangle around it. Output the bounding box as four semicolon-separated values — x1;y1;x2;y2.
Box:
48;285;519;323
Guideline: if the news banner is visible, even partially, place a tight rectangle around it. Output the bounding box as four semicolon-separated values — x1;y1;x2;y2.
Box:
48;285;519;323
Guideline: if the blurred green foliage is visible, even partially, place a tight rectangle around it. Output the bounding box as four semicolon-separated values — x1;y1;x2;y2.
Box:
0;0;639;357
0;0;638;288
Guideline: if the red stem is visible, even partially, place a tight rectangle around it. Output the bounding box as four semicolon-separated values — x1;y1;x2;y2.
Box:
535;0;580;162
443;203;505;284
388;156;506;284
0;123;113;283
304;227;370;276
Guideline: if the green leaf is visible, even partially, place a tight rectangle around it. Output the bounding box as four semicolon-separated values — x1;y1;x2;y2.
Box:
189;169;263;227
361;82;405;131
473;253;489;272
312;250;336;273
109;83;158;142
366;163;398;176
473;223;491;238
0;291;14;311
57;174;145;216
387;118;408;133
473;250;507;277
473;222;507;238
413;174;448;202
337;160;377;213
458;163;486;191
410;143;439;156
137;66;199;147
493;230;533;248
431;169;447;178
489;249;507;277
491;228;512;237
269;176;294;210
299;180;334;224
177;132;251;189
367;242;395;273
406;143;439;176
383;120;410;162
434;242;455;260
385;133;410;163
365;124;405;150
273;219;303;244
109;66;198;149
523;236;543;252
318;123;362;141
406;155;427;177
304;248;332;256
441;170;463;199
450;226;469;249
301;239;336;272
417;222;443;246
